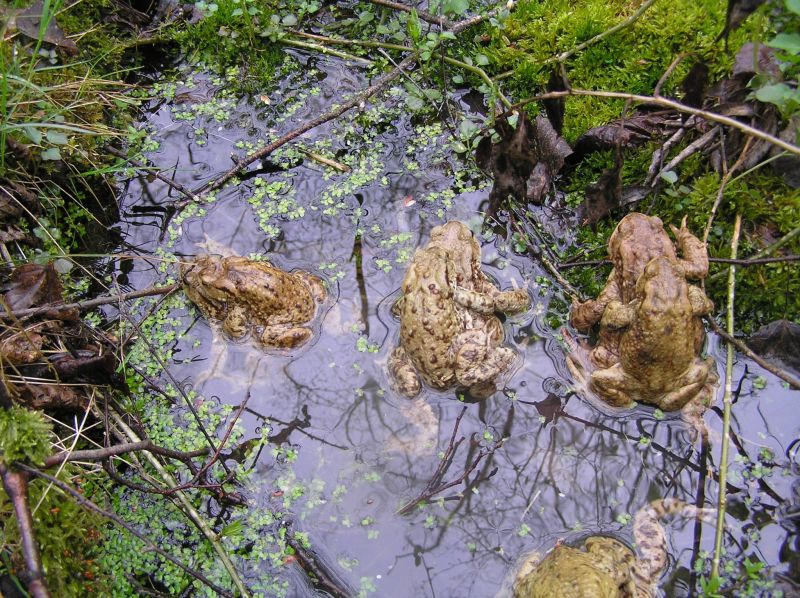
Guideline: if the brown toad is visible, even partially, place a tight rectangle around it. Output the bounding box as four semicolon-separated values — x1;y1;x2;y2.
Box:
388;221;530;398
181;255;326;349
588;256;717;429
571;213;709;368
511;499;715;598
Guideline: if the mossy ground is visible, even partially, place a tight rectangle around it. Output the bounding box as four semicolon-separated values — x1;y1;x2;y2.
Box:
485;0;799;331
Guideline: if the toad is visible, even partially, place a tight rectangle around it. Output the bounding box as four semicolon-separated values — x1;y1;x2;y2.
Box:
571;213;709;368
511;499;714;598
388;221;530;398
588;256;717;433
181;255;326;349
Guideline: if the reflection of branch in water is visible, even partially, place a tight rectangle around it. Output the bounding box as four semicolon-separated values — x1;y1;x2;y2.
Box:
349;195;370;337
397;407;503;516
243;404;349;451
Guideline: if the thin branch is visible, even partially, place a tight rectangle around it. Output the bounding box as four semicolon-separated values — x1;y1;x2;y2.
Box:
704;316;800;390
105;146;200;204
43;440;209;468
558;255;800;269
546;0;659;65
17;464;235;598
1;284;179;320
712;213;741;578
509;90;800;156
279;38;374;65
0;463;50;598
703;138;753;243
367;0;454;28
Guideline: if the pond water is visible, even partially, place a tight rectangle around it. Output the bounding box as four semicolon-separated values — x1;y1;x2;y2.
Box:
117;52;799;596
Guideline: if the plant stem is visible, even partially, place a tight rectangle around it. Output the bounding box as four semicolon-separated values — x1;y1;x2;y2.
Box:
711;213;741;579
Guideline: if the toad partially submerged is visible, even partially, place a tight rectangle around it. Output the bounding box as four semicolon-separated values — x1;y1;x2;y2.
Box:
571;213;709;368
388;221;530;398
590;256;717;416
181;255;326;349
511;499;715;598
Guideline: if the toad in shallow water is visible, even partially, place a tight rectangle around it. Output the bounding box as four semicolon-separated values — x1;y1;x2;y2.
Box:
388;221;530;398
181;255;326;349
511;499;714;598
590;256;717;417
571;213;709;368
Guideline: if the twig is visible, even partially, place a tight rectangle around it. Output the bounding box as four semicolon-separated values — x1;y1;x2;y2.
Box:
708;224;800;284
1;284;179;320
107;411;251;597
704;316;800;390
558;255;800;269
703;138;753;243
653;53;686;97
645;122;690;186
279;38;373;65
396;408;503;515
0;463;50;598
42;440;209;469
658;126;720;179
284;526;354;598
367;0;454;28
296;148;351;172
508;90;800;156
711;213;741;578
546;0;659;65
105;146;200;204
16;464;235;598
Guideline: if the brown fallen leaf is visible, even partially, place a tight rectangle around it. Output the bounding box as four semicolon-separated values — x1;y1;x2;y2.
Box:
16;382;88;411
7;0;79;55
3;262;79;320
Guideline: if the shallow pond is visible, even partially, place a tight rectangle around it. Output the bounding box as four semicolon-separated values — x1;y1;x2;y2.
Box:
116;52;798;596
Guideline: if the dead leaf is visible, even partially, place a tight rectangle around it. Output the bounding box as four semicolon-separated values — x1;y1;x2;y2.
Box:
528;116;573;205
571;110;679;161
16;382;88;411
543;66;569;135
747;320;800;372
716;0;767;48
577;147;623;227
476;112;571;214
0;329;43;364
681;61;709;109
4;263;63;310
732;43;781;80
9;0;79;55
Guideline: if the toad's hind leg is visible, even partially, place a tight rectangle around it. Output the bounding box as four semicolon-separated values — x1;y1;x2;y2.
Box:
259;324;313;348
451;330;515;391
388;346;421;398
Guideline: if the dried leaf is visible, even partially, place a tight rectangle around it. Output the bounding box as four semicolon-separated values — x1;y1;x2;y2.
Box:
543;66;569;135
10;0;79;55
3;263;77;320
16;382;88;411
528;116;573;205
577;148;623;226
747;320;800;371
716;0;767;47
681;61;709;109
0;330;43;365
571;110;679;162
732;43;781;80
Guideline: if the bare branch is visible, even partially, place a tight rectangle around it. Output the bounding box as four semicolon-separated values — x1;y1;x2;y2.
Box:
0;463;50;598
43;440;209;468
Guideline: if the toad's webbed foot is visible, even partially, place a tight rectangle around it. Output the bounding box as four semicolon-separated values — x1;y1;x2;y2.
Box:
388;346;421;398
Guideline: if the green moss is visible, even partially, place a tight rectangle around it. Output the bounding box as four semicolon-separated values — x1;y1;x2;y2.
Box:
0;472;107;596
487;0;759;141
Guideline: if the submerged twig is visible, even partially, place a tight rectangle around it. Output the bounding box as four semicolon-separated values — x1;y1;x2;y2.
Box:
397;407;503;515
711;213;741;578
105;146;201;204
704;316;800;390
